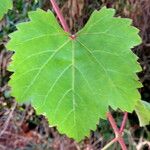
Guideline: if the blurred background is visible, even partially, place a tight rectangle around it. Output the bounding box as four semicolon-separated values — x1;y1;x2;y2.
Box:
0;0;150;149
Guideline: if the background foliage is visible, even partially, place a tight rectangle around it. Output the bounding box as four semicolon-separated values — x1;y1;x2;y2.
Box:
0;0;150;149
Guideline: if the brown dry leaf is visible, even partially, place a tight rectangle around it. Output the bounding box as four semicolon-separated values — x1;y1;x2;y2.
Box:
61;0;84;32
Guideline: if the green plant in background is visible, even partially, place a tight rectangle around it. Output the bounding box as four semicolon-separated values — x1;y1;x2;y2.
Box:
0;0;150;149
135;100;150;126
0;0;12;20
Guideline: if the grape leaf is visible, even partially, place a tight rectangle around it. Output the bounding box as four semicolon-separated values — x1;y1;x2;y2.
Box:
7;7;142;141
135;100;150;126
0;0;12;20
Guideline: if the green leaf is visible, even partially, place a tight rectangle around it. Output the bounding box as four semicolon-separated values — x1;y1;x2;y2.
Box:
7;7;142;141
0;0;12;20
135;100;150;126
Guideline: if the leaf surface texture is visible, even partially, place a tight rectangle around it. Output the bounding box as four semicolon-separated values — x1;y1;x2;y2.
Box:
7;7;142;141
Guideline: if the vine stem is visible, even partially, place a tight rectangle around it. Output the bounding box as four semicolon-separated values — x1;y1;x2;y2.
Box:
107;112;128;150
50;0;70;33
120;112;128;133
101;137;118;150
49;1;128;149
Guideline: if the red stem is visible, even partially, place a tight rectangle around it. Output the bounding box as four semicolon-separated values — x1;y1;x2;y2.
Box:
50;0;70;33
107;112;127;150
120;112;128;133
107;112;120;135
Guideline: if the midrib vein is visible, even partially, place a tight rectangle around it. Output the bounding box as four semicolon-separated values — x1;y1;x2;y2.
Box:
72;40;76;133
